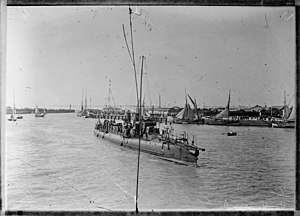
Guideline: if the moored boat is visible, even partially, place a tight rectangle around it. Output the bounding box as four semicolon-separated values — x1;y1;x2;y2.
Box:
93;9;205;166
272;92;295;128
8;91;18;121
174;93;204;124
16;115;23;119
205;89;234;125
204;90;272;127
8;114;17;121
94;116;205;165
77;87;85;117
35;106;46;117
227;131;237;136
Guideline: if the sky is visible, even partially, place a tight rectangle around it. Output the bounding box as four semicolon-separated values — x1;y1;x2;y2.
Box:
6;6;295;109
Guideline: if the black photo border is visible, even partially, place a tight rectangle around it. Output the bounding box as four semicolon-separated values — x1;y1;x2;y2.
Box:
1;0;298;215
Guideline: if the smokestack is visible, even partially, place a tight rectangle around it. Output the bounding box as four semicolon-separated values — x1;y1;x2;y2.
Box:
159;94;161;108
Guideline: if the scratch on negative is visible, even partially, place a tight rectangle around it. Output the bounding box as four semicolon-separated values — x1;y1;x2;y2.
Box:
265;14;270;30
113;181;135;199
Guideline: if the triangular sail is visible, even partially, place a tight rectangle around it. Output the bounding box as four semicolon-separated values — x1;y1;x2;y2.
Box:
175;108;185;119
81;87;84;112
13;107;16;115
35;106;39;114
183;103;196;119
188;94;197;110
282;105;291;119
227;89;231;110
215;107;229;119
176;95;196;120
287;106;295;121
188;94;200;119
282;90;291;120
215;89;230;119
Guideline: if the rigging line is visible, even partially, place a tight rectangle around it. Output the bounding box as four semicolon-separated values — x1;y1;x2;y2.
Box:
144;58;152;106
134;56;142;109
9;154;111;211
287;94;294;107
137;55;141;77
109;82;116;108
122;24;133;63
135;55;144;213
129;7;140;109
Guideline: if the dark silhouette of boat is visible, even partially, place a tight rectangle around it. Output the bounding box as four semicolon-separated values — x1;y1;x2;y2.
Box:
35;106;46;117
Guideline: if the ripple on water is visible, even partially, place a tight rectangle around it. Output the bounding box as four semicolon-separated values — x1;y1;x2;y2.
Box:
6;113;295;210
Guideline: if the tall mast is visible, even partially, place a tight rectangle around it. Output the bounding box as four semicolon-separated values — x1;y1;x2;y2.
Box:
227;89;231;120
270;97;273;117
108;80;111;109
13;89;16;115
284;90;286;107
185;89;187;106
159;94;161;108
85;85;87;110
129;7;139;111
135;55;144;213
194;96;199;120
13;89;17;115
81;87;84;111
227;89;231;110
122;7;139;112
122;8;144;213
283;90;288;119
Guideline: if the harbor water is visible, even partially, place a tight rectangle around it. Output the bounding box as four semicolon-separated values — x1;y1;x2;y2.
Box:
5;113;295;211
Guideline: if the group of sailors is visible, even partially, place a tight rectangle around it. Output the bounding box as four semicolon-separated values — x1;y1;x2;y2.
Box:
95;118;199;154
95;118;174;140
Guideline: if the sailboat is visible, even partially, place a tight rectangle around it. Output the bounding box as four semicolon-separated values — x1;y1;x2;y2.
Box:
8;106;17;121
101;79;123;115
16;113;23;119
35;106;46;117
273;92;295;128
206;89;238;125
174;93;200;124
205;90;273;127
82;86;90;118
77;87;84;117
8;91;18;121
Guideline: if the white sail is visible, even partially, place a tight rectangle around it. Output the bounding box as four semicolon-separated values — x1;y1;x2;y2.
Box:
287;106;295;121
175;108;185;119
282;105;290;120
35;106;39;114
13;107;16;115
184;103;196;119
8;91;17;121
215;89;231;119
12;90;17;117
176;101;195;120
215;107;229;119
188;94;200;119
282;90;292;120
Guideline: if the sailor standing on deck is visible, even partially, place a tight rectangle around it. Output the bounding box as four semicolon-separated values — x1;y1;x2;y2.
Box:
169;122;173;133
165;122;170;138
145;126;149;140
159;122;164;136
